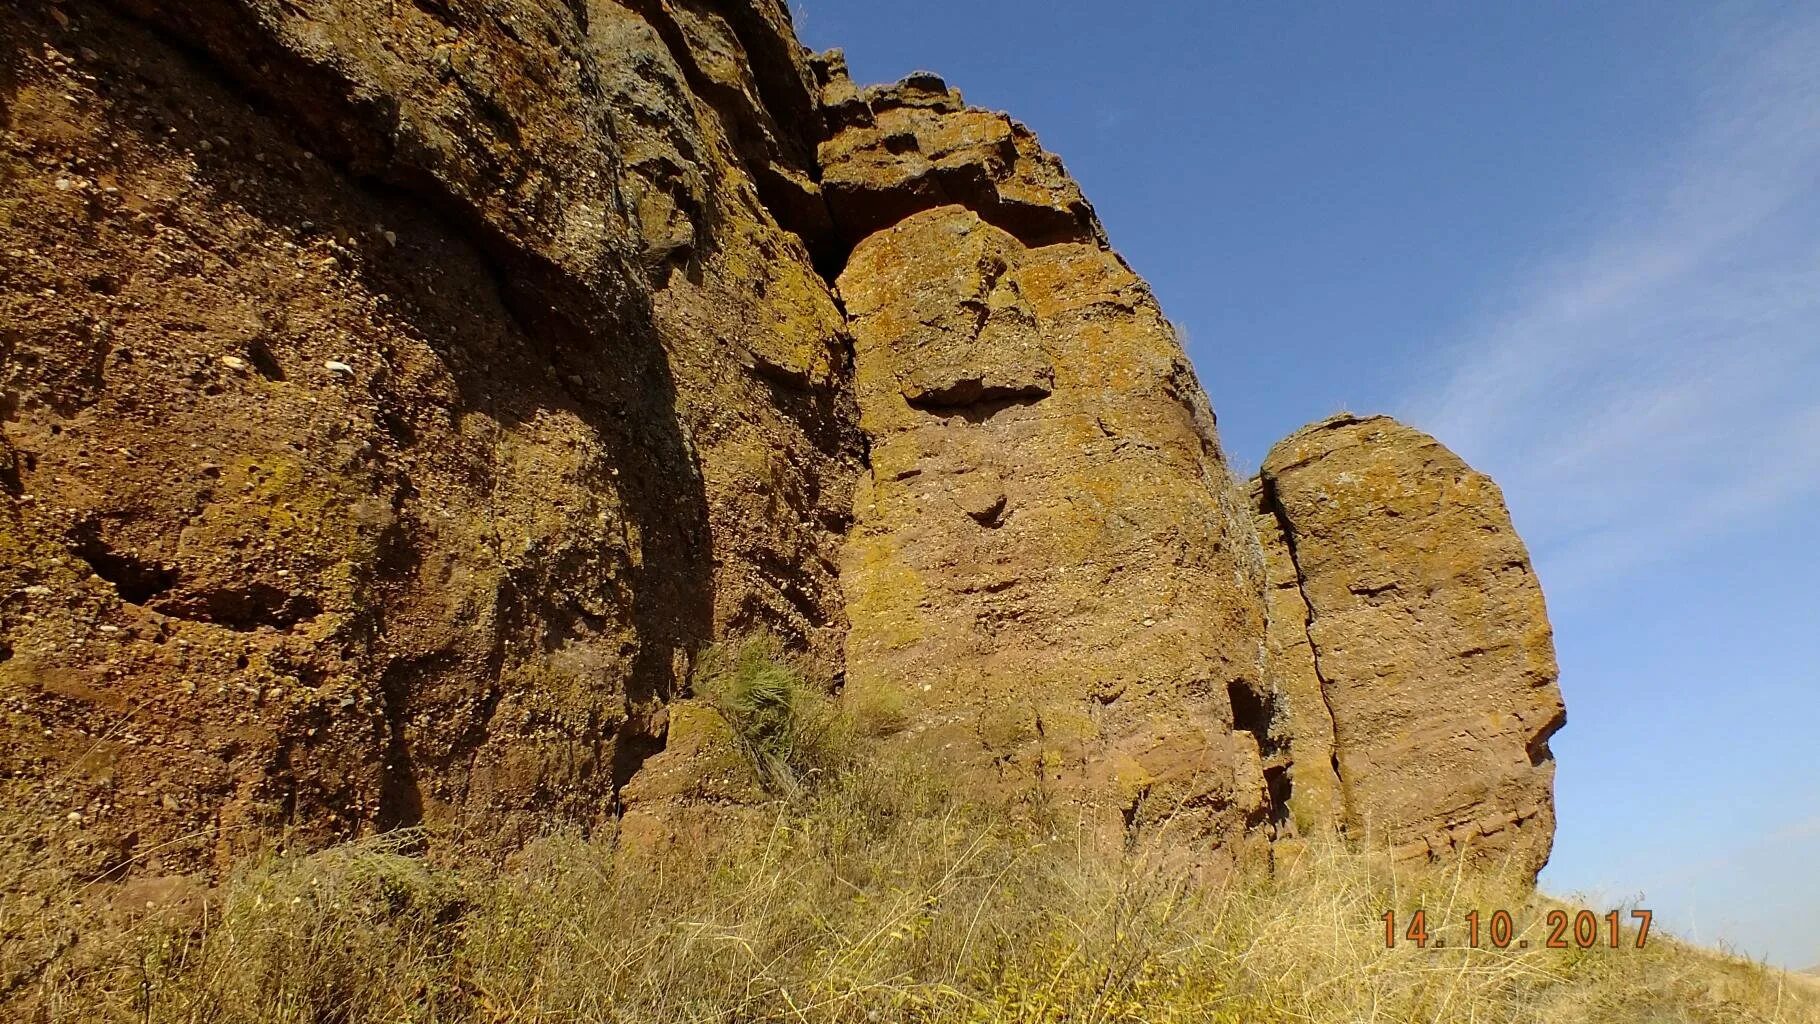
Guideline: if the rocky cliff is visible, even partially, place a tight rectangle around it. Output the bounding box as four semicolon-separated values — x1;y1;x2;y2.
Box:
823;66;1269;852
1;0;1562;882
1254;415;1565;876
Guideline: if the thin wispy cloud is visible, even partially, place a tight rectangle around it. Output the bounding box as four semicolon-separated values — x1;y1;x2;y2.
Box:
1403;6;1820;596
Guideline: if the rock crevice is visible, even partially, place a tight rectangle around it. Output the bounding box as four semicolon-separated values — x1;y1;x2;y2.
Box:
1253;414;1566;877
1254;472;1350;835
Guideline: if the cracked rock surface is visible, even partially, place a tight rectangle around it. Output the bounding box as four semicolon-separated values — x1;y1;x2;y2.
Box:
2;2;1563;884
1;0;857;875
1256;414;1567;878
835;205;1268;850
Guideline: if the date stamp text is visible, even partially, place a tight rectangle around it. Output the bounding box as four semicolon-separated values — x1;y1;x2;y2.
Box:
1383;909;1652;949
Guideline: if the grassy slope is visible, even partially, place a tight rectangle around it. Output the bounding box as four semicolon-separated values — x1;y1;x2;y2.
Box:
6;647;1814;1022
6;766;1816;1023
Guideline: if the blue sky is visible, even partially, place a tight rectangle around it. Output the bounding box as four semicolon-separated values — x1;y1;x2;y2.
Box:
797;1;1820;968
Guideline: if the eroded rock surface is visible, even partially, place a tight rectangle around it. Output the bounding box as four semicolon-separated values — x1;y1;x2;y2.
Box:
1;2;1564;883
1256;415;1566;877
0;0;856;876
822;60;1270;850
1250;479;1342;838
814;55;1104;253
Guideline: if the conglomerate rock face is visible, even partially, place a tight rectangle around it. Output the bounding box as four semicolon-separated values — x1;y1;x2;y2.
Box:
812;55;1105;253
1;1;1563;882
820;63;1271;849
1255;415;1567;877
0;0;857;875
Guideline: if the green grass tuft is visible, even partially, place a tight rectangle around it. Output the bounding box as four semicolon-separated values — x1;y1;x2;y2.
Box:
691;638;851;794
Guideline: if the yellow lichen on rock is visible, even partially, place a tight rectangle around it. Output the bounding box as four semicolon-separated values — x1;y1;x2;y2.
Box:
1256;414;1567;878
0;1;1571;893
832;187;1268;849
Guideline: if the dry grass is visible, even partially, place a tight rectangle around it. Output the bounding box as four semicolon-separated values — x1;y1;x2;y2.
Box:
5;754;1815;1024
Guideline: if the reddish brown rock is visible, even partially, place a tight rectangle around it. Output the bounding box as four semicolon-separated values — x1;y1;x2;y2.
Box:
836;204;1271;849
813;54;1105;251
819;68;1282;853
1;1;1568;888
0;0;856;876
1256;414;1566;878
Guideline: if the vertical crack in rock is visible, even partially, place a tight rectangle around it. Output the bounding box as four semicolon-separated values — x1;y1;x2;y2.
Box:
1257;472;1352;832
1257;414;1567;879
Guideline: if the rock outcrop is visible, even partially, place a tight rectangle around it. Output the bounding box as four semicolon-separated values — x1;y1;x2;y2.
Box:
1;0;857;876
1255;415;1566;876
812;56;1104;253
1;1;1564;883
821;67;1269;849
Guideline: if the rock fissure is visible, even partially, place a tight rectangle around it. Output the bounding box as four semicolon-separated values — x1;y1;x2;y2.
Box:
1254;414;1566;875
1257;471;1351;832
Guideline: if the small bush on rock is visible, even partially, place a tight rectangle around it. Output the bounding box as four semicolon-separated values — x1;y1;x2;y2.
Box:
692;637;852;794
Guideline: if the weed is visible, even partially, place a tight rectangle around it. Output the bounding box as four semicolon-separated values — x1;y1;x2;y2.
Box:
692;638;851;794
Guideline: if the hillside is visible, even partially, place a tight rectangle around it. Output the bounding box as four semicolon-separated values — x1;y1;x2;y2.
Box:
8;736;1816;1021
0;1;1749;1019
